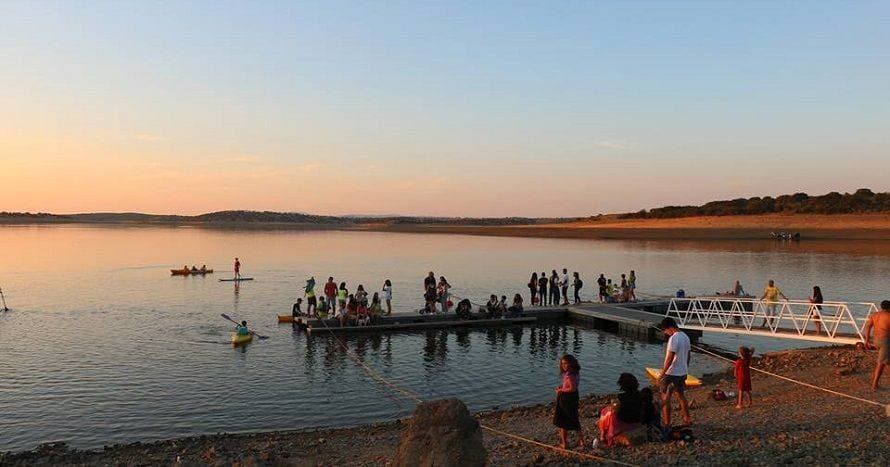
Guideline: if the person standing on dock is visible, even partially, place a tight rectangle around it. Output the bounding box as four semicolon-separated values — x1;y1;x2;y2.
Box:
305;277;317;317
572;272;583;304
528;272;539;306
560;268;570;305
620;274;629;303
424;271;436;293
597;274;607;303
658;317;693;427
538;272;549;306
759;280;788;328
808;286;824;335
437;276;451;313
864;300;890;390
233;257;241;280
382;279;393;315
424;272;437;312
550;270;560;306
324;277;338;313
337;282;349;315
628;270;637;302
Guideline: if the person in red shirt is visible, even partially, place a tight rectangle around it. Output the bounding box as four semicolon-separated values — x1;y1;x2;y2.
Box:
734;346;754;409
324;277;337;313
233;258;241;280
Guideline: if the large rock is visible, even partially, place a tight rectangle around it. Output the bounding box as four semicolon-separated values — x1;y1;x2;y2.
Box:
394;398;486;467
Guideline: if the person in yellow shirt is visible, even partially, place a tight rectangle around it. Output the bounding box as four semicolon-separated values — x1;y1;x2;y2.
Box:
759;280;788;327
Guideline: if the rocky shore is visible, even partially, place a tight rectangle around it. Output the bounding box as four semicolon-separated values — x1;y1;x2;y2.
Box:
3;345;887;466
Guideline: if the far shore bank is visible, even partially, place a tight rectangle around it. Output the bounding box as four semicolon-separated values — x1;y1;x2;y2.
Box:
4;345;887;466
3;213;890;240
353;213;890;240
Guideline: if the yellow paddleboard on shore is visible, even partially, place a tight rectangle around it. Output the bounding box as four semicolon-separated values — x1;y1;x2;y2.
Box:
645;368;703;388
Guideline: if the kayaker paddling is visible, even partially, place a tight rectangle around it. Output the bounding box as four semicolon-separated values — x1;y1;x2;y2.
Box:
220;313;268;341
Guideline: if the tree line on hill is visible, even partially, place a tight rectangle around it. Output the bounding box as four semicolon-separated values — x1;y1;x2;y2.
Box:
616;189;890;219
3;189;887;224
0;210;570;226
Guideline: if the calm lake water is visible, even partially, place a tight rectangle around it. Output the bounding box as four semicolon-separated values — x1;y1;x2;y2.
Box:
1;225;888;451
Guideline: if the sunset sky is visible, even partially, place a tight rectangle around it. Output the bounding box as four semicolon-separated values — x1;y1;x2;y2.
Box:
2;1;888;217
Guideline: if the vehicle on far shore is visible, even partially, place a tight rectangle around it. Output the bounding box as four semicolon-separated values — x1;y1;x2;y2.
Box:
770;231;801;241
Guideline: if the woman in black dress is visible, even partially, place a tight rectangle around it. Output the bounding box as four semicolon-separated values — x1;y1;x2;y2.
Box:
553;354;586;449
809;286;824;335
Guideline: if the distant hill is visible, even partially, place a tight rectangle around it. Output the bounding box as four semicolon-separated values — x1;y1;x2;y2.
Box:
616;189;890;220
0;210;571;226
3;189;887;225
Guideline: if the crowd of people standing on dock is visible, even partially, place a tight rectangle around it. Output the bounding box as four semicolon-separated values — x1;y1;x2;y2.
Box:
527;269;637;306
292;275;394;327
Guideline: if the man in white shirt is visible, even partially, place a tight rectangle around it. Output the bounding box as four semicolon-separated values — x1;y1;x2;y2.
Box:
559;268;570;305
658;317;693;427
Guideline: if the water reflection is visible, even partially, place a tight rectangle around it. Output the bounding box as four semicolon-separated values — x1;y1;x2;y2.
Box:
304;324;604;376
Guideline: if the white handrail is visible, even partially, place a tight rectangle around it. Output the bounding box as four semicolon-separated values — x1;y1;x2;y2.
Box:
666;296;877;344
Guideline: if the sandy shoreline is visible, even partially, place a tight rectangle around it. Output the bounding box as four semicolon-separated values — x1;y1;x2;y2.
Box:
4;345;887;466
4;213;889;240
351;214;890;240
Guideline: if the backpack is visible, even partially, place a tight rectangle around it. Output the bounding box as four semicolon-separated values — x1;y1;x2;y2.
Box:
667;427;695;443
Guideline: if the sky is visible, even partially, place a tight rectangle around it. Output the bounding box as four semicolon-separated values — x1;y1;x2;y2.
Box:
1;1;889;217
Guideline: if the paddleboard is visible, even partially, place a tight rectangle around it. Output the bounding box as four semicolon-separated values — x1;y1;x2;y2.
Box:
219;277;254;282
645;367;703;388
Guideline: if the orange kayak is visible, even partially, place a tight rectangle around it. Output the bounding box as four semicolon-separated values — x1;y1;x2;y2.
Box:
171;269;214;276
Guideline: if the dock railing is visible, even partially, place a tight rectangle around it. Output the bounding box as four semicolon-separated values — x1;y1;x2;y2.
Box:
666;297;878;344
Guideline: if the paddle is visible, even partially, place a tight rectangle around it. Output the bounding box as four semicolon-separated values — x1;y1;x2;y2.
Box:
220;313;268;339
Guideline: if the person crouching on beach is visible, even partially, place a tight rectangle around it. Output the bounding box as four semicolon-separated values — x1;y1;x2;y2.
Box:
734;346;754;409
553;354;586;450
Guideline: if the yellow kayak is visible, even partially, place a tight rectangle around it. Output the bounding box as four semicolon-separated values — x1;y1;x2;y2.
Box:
231;332;253;346
645;368;703;388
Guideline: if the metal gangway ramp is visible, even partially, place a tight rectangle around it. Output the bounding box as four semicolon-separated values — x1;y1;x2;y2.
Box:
666;297;878;344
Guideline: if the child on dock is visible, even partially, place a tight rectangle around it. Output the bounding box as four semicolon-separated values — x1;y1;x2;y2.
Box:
734;346;754;409
381;279;393;315
553;354;586;450
316;296;329;318
292;298;303;318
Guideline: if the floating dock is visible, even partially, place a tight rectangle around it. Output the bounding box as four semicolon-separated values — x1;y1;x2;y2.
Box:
567;301;701;342
310;316;537;333
293;300;700;343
